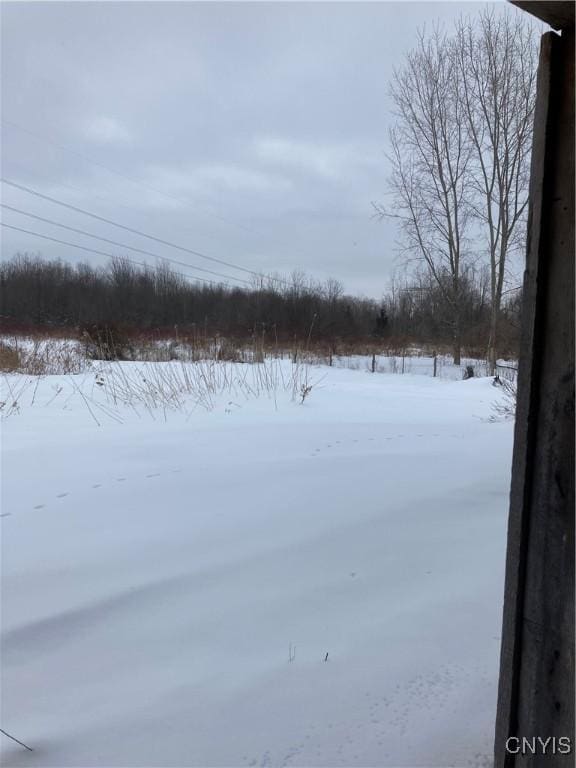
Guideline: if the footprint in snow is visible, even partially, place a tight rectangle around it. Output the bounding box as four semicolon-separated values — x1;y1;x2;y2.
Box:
1;513;12;518
33;505;45;510
56;492;69;498
116;478;126;482
146;473;161;478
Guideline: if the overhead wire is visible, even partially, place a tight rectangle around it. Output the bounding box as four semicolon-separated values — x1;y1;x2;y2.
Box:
0;222;232;288
1;177;291;288
0;203;251;285
3;159;286;280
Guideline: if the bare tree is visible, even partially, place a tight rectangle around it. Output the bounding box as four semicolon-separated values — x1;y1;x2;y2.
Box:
455;9;537;373
375;28;472;364
323;277;344;303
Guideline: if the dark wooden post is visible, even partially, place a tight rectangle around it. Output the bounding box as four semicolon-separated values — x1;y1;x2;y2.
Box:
494;15;574;766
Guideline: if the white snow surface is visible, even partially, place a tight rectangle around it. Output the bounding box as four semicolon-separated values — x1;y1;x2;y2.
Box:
1;363;511;767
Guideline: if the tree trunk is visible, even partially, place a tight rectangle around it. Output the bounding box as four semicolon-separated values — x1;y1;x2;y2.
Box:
453;323;462;365
453;342;462;366
453;305;462;365
487;309;498;376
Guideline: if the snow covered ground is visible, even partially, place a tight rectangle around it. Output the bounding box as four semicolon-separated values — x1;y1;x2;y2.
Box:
1;361;512;767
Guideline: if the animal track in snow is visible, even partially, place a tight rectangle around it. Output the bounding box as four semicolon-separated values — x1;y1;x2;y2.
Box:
19;469;182;517
16;466;184;516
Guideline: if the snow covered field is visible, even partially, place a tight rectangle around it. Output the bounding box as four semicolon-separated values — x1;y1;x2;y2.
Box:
1;361;512;767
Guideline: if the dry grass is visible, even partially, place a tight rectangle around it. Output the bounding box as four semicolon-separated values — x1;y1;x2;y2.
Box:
1;352;321;423
93;356;319;419
0;337;88;375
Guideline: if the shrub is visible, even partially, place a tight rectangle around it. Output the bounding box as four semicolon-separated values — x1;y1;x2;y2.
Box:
0;342;21;372
490;377;517;420
80;324;132;361
216;339;242;362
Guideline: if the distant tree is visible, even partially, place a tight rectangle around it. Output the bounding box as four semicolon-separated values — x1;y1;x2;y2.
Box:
373;307;389;338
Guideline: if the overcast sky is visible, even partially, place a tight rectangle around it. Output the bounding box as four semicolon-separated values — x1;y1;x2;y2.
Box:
1;0;528;298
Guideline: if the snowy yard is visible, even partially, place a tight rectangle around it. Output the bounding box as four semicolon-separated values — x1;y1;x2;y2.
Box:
1;361;512;767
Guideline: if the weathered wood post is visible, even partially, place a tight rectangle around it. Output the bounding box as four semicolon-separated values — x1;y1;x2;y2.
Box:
495;5;574;764
433;350;437;378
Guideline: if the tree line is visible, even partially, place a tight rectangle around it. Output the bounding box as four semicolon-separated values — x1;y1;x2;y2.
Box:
0;253;520;356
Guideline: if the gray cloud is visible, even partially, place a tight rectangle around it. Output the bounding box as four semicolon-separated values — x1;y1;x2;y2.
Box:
1;0;508;297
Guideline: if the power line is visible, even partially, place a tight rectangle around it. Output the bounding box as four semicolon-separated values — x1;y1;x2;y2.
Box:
3;160;276;280
2;118;355;292
0;203;251;285
104;255;231;290
1;177;291;288
0;222;231;288
1;117;257;236
4;160;282;280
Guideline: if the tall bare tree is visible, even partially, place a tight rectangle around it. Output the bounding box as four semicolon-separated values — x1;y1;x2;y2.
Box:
375;28;472;364
377;11;537;369
455;9;537;373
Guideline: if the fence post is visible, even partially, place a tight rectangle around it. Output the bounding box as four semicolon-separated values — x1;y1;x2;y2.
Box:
433;351;437;378
371;353;376;373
